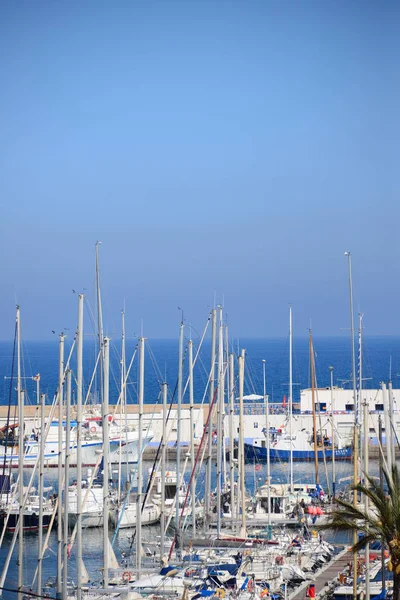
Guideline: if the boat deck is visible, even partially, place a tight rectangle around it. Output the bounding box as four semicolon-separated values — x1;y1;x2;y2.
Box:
289;547;351;600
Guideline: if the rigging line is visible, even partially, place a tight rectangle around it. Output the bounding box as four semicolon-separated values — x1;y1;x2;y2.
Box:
0;585;56;599
112;392;161;544
0;335;77;576
168;379;220;560
182;315;211;398
368;412;390;475
314;362;331;497
1;317;17;479
128;374;181;550
178;363;229;530
146;341;165;388
243;355;259;396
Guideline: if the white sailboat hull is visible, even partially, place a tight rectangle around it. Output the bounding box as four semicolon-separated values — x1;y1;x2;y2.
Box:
0;430;153;467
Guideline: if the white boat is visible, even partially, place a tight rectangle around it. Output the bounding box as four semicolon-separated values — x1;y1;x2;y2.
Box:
0;413;154;468
66;474;110;529
111;492;161;528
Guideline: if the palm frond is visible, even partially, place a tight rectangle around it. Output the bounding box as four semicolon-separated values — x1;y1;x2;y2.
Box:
351;532;381;554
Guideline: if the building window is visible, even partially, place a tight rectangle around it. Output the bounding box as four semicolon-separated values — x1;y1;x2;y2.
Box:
375;404;384;411
345;404;355;411
254;422;259;429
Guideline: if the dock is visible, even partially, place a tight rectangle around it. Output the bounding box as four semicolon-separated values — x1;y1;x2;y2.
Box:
289;547;350;600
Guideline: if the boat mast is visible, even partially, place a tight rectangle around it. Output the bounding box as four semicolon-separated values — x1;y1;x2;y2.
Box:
216;306;224;538
388;380;395;466
76;293;84;600
37;391;45;597
96;241;104;404
329;366;336;498
379;415;386;593
103;337;110;588
310;330;319;484
222;324;228;493
17;306;24;600
238;349;246;538
345;251;358;600
358;314;364;468
289;306;293;492
228;353;235;525
188;339;197;530
363;399;370;600
118;310;126;503
205;308;216;533
382;382;392;470
56;332;65;600
62;369;71;600
136;336;145;574
263;360;271;535
175;321;184;554
160;382;167;560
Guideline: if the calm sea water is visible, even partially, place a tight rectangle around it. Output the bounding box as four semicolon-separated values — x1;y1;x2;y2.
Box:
0;336;397;598
1;335;399;407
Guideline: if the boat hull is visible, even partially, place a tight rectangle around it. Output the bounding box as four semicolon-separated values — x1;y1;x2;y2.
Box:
0;433;153;468
0;510;54;532
244;443;352;462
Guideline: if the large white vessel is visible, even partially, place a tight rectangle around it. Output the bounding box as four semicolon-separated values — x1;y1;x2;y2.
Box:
0;413;154;468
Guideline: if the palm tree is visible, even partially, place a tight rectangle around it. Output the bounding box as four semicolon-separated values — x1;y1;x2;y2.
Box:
322;463;400;600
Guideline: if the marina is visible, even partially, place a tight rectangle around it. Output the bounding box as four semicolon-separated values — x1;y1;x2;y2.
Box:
0;293;398;600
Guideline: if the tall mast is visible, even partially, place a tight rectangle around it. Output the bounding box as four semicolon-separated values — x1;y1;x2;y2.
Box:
238;349;246;538
76;294;84;600
205;308;216;532
329;366;336;498
57;332;65;600
379;415;386;593
160;382;167;560
118;310;127;502
345;252;358;426
289;306;293;492
37;391;45;596
228;353;235;524
175;321;184;552
310;330;319;484
263;360;271;535
382;382;392;470
363;399;370;600
216;306;224;538
358;314;364;468
188;339;197;530
103;337;110;588
96;241;104;403
16;307;24;600
222;325;228;492
345;251;358;600
136;336;145;574
62;369;71;600
388;380;395;466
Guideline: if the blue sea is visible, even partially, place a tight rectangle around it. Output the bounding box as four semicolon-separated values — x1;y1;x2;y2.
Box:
1;335;399;407
0;335;397;598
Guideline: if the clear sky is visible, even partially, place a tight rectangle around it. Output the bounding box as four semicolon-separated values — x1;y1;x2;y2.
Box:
0;0;399;340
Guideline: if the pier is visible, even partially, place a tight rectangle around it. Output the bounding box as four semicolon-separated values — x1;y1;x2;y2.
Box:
289;547;350;600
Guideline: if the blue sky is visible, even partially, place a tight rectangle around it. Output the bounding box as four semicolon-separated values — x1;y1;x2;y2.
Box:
0;0;398;340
